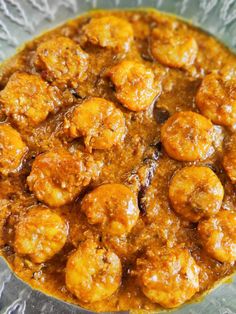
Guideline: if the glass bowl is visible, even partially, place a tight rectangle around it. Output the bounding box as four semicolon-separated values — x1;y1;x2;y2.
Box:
0;0;236;313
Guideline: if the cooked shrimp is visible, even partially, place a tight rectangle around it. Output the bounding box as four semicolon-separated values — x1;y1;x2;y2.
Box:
108;60;159;112
223;150;236;184
64;97;126;150
34;36;88;86
161;111;214;161
0;205;11;246
136;247;200;308
65;239;122;303
81;16;134;52
0;124;28;175
198;211;236;263
196;72;236;128
81;184;139;236
0;72;61;129
222;134;236;183
169;166;224;222
14;206;68;263
27;150;97;207
151;28;198;69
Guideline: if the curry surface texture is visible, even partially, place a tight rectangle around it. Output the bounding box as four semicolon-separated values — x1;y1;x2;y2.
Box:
0;9;236;312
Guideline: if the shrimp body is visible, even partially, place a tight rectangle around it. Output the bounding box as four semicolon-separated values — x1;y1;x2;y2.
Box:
14;206;68;263
169;166;224;222
223;134;236;183
196;72;236;128
0;124;28;175
66;240;122;303
81;183;139;236
108;60;158;112
27;150;96;207
34;36;88;86
136;247;200;308
0;72;61;129
64;97;126;150
81;16;134;52
151;28;198;69
161;111;214;161
198;211;236;263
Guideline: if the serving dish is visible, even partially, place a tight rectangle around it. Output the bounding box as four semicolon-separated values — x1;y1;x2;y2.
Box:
0;1;236;313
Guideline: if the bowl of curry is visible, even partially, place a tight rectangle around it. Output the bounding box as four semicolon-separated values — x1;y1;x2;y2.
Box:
0;3;236;314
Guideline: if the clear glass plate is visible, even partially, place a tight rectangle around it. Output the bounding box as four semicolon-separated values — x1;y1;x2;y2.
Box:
0;0;236;313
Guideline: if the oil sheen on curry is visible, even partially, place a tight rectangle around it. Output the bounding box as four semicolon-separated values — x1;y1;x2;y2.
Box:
0;9;235;312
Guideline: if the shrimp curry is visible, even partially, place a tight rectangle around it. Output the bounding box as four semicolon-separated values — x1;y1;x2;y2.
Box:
0;9;236;312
